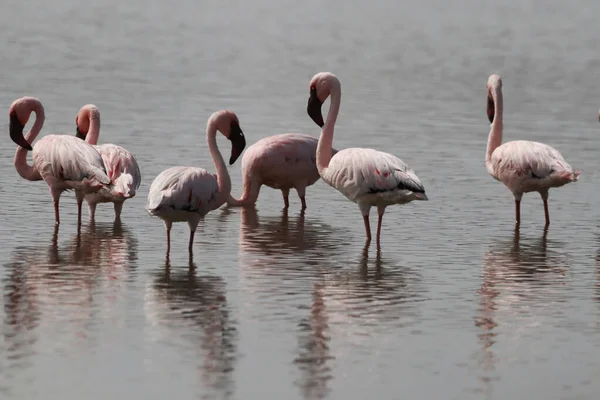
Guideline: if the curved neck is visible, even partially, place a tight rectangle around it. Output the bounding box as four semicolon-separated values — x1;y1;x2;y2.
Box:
14;104;44;181
316;86;341;175
86;112;101;145
206;122;231;204
486;86;503;164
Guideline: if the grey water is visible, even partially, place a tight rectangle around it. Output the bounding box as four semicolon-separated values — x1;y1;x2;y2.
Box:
1;0;600;399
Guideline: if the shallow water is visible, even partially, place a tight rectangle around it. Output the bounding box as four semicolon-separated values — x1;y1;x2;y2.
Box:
1;0;600;399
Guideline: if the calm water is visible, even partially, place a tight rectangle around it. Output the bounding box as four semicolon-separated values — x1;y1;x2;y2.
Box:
1;0;600;399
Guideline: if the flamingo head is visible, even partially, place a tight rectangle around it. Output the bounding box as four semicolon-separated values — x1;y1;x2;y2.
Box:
209;110;246;165
486;74;502;123
307;72;339;128
9;97;37;151
75;104;100;141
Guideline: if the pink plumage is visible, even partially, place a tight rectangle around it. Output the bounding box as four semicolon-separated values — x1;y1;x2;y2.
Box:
146;110;246;255
485;74;580;226
9;96;111;227
75;104;141;222
227;133;337;209
306;72;428;246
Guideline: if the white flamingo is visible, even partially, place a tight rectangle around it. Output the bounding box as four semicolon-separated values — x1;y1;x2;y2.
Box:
305;72;428;245
485;74;580;226
9;96;110;226
146;110;246;254
74;104;141;222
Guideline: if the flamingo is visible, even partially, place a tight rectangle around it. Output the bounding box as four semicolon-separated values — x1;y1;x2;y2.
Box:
9;96;111;226
305;72;428;245
74;104;141;222
484;74;580;226
226;133;338;210
146;110;246;254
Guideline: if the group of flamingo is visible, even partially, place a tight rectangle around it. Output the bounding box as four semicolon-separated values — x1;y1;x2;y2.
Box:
8;72;581;254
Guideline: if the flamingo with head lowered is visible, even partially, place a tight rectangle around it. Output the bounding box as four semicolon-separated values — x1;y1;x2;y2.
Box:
226;132;338;210
74;104;141;222
9;96;111;227
305;72;428;246
146;110;246;255
485;74;580;227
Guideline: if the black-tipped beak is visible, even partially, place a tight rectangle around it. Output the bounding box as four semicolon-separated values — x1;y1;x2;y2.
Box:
9;112;32;151
75;125;86;140
487;93;494;123
229;122;246;165
307;87;324;127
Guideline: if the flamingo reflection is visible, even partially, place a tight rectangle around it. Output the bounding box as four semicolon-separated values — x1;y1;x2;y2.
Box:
144;254;238;400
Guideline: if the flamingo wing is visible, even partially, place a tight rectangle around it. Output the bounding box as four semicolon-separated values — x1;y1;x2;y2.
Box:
491;140;574;179
324;148;425;201
34;135;110;185
147;166;219;215
96;143;142;195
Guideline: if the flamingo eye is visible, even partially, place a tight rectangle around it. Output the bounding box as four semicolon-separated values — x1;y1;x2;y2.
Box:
310;86;315;91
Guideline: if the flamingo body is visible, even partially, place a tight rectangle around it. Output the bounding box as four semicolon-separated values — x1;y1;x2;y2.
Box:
146;109;246;254
228;133;336;209
9;97;110;226
321;148;426;213
147;166;220;223
306;72;428;245
484;74;579;225
75;104;141;221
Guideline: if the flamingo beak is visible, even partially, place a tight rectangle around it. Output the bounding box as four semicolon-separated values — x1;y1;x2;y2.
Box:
487;92;495;123
76;125;86;140
307;87;324;127
229;122;246;165
9;112;33;151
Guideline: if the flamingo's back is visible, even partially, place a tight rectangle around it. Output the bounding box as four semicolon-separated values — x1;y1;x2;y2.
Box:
33;135;110;190
96;143;142;198
147;166;220;218
488;140;580;192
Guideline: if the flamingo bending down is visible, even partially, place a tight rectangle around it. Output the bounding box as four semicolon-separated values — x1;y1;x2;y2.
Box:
227;133;338;209
305;72;428;245
9;97;111;226
75;104;141;222
146;110;246;254
485;74;580;226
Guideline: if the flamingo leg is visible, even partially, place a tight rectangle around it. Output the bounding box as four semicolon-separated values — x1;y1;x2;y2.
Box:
282;188;290;209
296;186;307;210
514;200;521;226
114;201;123;221
363;215;372;242
189;229;195;252
54;200;60;225
88;202;97;223
543;200;550;226
75;190;85;227
165;221;172;254
376;206;386;245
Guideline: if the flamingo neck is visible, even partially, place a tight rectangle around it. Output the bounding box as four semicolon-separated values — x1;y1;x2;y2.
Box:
86;109;101;145
14;103;44;181
316;85;341;176
486;86;503;166
206;121;231;204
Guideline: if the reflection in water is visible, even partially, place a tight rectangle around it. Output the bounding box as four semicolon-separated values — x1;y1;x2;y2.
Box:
144;255;238;400
1;222;138;386
476;228;569;389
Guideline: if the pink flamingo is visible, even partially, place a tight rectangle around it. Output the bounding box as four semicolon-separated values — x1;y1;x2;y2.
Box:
485;74;580;226
146;110;246;254
75;104;141;222
226;133;338;209
306;72;428;245
9;96;111;226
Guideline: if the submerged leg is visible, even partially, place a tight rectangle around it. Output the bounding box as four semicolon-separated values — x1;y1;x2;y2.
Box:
540;191;550;227
88;202;97;223
296;185;307;210
165;220;172;255
281;188;290;209
188;218;201;252
376;206;386;245
114;201;124;221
